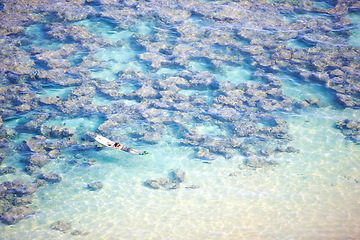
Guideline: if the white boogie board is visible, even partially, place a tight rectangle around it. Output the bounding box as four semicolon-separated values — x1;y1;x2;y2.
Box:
95;135;115;148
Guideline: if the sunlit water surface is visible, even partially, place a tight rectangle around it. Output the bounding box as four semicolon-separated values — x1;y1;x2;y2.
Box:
1;1;360;240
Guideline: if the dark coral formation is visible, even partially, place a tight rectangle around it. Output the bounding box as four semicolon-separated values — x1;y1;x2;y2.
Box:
0;176;61;225
336;119;360;143
51;220;90;235
38;172;62;183
0;206;35;225
0;180;37;224
19;135;76;175
70;229;90;236
0;166;16;176
87;181;103;191
172;168;186;184
145;178;175;190
145;169;197;190
50;220;72;232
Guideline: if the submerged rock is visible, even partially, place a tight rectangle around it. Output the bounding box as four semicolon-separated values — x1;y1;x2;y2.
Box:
336;119;360;143
259;148;273;157
171;169;185;183
38;96;61;105
1;179;38;197
33;179;48;188
41;125;75;138
145;178;173;190
0;166;16;176
139;132;162;144
195;148;215;161
15;113;51;134
145;179;162;189
0;125;16;139
38;172;62;183
51;220;72;232
48;150;60;159
23;135;48;154
295;98;321;109
87;181;103;191
185;185;200;189
71;230;90;236
131;85;159;99
83;158;97;166
25;164;40;175
22;136;76;157
244;156;279;169
27;154;49;167
13;195;33;206
275;146;300;154
0;206;35;225
145;169;198;190
12;184;37;197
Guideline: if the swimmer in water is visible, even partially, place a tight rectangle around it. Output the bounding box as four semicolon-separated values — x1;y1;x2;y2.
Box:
108;142;149;155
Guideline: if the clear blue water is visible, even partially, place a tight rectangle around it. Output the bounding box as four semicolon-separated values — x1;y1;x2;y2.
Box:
1;0;360;239
348;13;360;47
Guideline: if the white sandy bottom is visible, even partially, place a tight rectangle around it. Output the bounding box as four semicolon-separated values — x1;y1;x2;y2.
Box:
2;107;360;240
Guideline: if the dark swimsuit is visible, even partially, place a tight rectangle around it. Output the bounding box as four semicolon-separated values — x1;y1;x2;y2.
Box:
111;142;146;155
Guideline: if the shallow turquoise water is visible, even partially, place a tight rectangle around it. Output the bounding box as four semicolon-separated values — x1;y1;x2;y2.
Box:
1;1;360;239
348;13;360;47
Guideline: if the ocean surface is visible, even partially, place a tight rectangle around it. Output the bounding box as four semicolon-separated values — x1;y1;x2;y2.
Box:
0;0;359;239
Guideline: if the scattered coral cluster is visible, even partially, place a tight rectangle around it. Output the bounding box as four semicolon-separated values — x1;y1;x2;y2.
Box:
0;174;61;224
51;220;90;236
145;168;199;190
336;119;360;143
